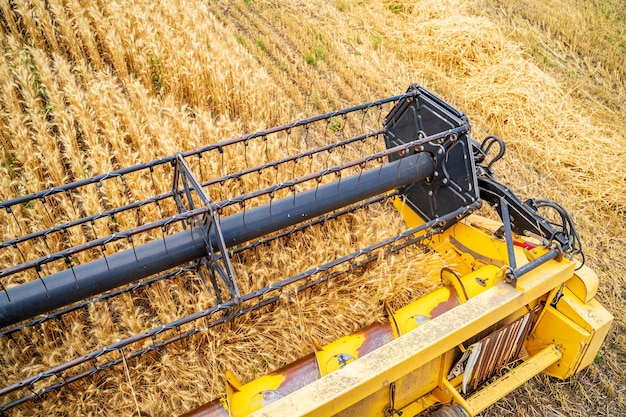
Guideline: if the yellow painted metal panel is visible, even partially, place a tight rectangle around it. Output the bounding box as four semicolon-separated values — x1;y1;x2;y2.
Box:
228;373;286;417
332;385;389;417
577;304;613;372
393;357;440;409
526;306;588;380
393;286;456;335
397;392;441;417
555;288;613;372
316;333;365;376
249;259;575;417
565;264;599;304
392;266;499;336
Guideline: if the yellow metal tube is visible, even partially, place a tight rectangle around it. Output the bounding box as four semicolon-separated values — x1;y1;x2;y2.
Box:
184;267;498;417
248;259;574;417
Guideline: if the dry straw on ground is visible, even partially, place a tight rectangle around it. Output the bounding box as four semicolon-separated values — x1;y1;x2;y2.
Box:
0;0;624;416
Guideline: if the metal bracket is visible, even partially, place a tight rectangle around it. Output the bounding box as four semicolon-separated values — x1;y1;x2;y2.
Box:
498;196;519;287
473;135;582;286
384;382;403;417
384;84;480;231
172;154;241;310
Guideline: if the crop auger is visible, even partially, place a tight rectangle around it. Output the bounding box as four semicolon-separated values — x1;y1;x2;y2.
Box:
0;85;612;416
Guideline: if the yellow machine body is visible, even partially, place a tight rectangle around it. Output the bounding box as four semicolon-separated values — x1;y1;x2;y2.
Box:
185;197;612;417
202;195;613;417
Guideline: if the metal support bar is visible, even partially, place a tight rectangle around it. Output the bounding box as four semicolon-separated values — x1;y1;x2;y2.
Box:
499;196;520;286
499;197;517;271
513;248;561;279
248;257;575;417
465;344;562;415
204;210;241;313
172;153;241;304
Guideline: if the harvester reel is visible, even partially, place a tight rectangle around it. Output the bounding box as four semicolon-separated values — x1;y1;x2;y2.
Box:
0;86;477;412
0;85;608;417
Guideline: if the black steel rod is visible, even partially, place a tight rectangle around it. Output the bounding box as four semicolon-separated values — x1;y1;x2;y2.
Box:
0;153;435;328
513;248;560;278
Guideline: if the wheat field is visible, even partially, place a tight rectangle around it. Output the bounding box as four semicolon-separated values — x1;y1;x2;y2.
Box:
0;0;625;416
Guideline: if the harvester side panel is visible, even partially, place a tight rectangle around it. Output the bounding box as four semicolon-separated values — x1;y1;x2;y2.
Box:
384;85;479;227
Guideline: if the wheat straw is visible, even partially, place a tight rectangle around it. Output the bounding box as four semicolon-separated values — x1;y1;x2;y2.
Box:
0;0;624;416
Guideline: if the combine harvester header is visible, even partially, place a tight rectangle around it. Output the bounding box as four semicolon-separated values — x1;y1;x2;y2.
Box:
0;85;612;416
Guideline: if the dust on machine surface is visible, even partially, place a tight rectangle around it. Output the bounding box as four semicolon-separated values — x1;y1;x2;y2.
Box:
0;85;612;416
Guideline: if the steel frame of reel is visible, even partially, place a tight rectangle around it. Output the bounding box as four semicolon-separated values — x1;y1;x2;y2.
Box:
0;85;610;416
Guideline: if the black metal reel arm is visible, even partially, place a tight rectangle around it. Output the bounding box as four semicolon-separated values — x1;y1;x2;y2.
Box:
473;135;583;263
